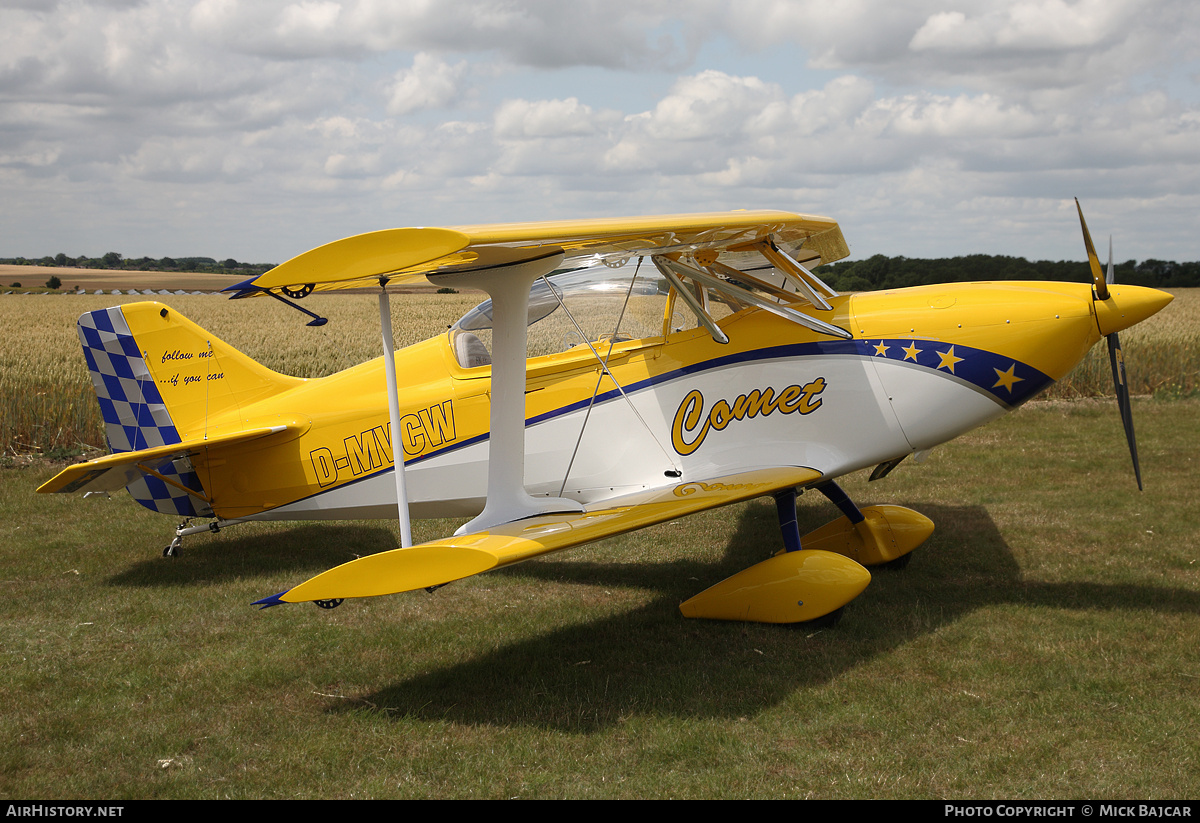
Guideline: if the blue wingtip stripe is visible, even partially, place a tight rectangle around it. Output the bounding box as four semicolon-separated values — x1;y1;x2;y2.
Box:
224;276;262;294
253;592;289;609
118;334;141;359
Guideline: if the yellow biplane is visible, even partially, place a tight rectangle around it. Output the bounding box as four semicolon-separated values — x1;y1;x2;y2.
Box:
38;204;1172;624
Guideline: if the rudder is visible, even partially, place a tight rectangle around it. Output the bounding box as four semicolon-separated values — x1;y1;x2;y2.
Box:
78;306;180;453
77;302;303;516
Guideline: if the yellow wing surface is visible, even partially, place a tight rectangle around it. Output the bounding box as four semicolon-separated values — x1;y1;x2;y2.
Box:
38;425;302;496
261;466;823;606
249;210;849;294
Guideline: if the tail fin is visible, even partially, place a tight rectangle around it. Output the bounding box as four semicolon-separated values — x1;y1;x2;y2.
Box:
77;302;303;515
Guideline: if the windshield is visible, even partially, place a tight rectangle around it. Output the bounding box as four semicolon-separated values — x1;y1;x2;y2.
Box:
450;261;673;365
447;255;778;368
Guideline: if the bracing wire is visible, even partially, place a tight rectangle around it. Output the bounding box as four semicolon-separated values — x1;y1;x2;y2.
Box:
551;258;681;497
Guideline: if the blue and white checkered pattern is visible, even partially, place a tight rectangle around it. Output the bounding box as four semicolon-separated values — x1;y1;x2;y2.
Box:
78;307;180;452
78;307;209;517
126;458;212;518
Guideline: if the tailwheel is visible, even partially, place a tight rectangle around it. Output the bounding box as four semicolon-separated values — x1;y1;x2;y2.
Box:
163;536;182;558
314;598;344;610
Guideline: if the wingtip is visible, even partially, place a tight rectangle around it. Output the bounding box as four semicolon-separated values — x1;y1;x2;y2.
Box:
252;591;290;609
223;275;262;294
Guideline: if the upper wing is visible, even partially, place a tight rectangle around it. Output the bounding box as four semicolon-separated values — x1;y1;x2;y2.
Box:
238;210;849;295
258;465;822;606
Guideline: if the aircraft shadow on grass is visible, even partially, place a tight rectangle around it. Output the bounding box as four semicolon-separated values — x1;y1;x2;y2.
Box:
105;522;400;588
336;498;1198;732
102;496;1197;732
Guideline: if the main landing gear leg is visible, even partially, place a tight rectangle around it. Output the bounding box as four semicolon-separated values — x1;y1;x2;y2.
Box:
815;480;866;525
765;486;850;628
772;487;803;553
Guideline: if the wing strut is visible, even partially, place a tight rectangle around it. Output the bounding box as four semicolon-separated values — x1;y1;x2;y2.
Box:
652;256;730;344
684;256;851;339
756;239;836;310
429;247;585;534
378;281;414;547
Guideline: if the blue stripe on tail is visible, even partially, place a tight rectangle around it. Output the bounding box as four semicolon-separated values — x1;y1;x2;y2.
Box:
77;307;209;517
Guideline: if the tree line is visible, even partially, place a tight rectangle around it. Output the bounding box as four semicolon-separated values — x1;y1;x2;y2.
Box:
819;254;1200;291
4;250;1199;290
1;252;275;276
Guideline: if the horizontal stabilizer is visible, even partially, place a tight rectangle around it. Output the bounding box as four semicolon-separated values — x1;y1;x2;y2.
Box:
269;466;823;604
37;424;297;496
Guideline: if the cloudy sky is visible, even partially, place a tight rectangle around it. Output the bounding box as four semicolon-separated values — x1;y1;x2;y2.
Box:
3;0;1198;266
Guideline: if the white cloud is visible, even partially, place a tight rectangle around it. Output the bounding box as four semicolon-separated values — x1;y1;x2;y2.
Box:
713;0;1200;97
866;93;1043;140
644;71;782;140
493;97;611;139
387;53;467;115
277;0;343;37
909;1;1129;54
184;0;697;68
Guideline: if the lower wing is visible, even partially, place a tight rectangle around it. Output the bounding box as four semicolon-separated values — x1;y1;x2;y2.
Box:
258;465;822;606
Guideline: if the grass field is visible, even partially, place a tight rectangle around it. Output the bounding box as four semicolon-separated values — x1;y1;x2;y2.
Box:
1;399;1197;798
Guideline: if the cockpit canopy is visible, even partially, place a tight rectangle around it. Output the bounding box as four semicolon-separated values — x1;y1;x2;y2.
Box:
448;250;847;369
450;261;726;367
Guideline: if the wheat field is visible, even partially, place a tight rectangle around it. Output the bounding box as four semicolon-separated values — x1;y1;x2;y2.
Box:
2;288;1196;455
0;292;479;455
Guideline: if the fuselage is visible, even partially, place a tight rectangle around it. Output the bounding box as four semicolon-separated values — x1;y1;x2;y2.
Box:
183;279;1165;524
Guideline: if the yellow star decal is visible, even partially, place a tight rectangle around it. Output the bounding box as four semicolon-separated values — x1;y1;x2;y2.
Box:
902;342;922;361
873;341;890;357
935;346;964;373
992;363;1024;392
